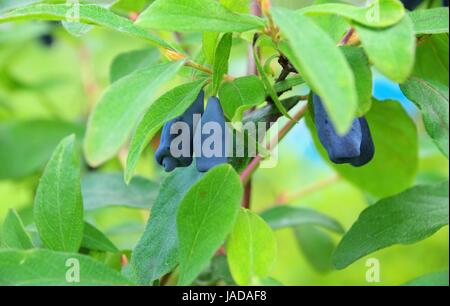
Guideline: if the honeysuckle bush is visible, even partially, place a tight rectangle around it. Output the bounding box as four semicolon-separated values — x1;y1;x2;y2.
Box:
0;0;448;286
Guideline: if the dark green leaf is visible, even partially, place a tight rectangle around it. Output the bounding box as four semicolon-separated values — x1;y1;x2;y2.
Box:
110;48;160;83
404;269;449;286
82;222;119;253
212;33;232;95
333;181;449;269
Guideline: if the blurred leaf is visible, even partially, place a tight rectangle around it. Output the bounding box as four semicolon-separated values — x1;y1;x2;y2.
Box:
84;60;185;167
82;222;118;253
413;34;449;86
202;32;219;65
298;0;405;28
294;225;335;273
111;0;152;14
333;181;449;269
307;100;419;198
136;0;264;32
404;269;449;286
340;45;373;115
125;79;206;182
310;14;348;43
409;7;449;35
81;172;159;210
34;135;83;252
220;0;250;13
130;166;204;285
212;33;232;95
0;249;132;285
273;8;357;134
177;165;242;285
273;75;305;94
194;254;235;285
354;15;416;83
260;205;345;233
227;208;277;285
0;120;82;180
400;77;449;158
0;3;172;48
110;48;160;83
1;209;33;249
218;75;266;121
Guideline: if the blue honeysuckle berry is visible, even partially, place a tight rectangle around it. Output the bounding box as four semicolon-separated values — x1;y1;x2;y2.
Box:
312;94;375;167
400;0;422;10
155;90;205;172
195;97;229;173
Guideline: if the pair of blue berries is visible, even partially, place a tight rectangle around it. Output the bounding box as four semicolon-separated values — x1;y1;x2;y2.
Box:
313;94;375;167
155;90;227;173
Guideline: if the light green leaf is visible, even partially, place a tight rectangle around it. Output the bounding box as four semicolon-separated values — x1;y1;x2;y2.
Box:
307;100;419;198
212;33;232;95
409;7;449;35
202;32;219;65
333;181;449;269
400;77;449;158
34;135;84;252
125;79;206;182
260;206;345;234
220;0;250;13
0;120;82;180
294;225;336;273
0;249;132;285
273;8;357;133
84;60;185;167
0;3;172;49
226;208;277;286
298;0;405;28
177;165;243;286
273;75;305;94
110;48;160;83
218;76;266;121
404;269;449;286
136;0;264;33
340;45;373;115
82;222;118;253
81;172;159;210
413;34;449;86
130;166;204;285
1;209;33;249
354;15;416;83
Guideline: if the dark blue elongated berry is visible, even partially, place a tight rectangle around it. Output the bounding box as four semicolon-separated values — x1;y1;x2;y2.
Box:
401;0;422;10
39;33;54;47
155;90;205;172
443;0;449;7
195;97;228;172
312;94;374;167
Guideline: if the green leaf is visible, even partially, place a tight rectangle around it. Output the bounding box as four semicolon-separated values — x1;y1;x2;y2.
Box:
212;33;232;95
218;76;266;121
0;3;172;49
81;172;159;210
202;32;219;65
340;46;373;115
400;77;449;158
0;120;82;180
413;34;449;86
409;7;449;35
125;79;206;182
226;208;277;286
84;60;185;167
309;14;349;43
177;164;243;286
34;135;84;252
294;225;336;273
254;43;292;120
404;269;449;286
82;222;118;253
273;8;357;133
307;100;419;198
110;48;160;83
0;249;132;285
130;166;204;285
1;209;33;249
220;0;250;13
260;205;345;234
298;0;405;28
273;75;305;94
136;0;264;33
333;181;449;269
354;15;416;83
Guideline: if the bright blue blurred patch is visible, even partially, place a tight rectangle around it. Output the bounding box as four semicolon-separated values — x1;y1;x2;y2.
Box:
373;74;417;116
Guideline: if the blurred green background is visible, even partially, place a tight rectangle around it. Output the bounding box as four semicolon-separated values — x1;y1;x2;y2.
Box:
0;0;448;286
